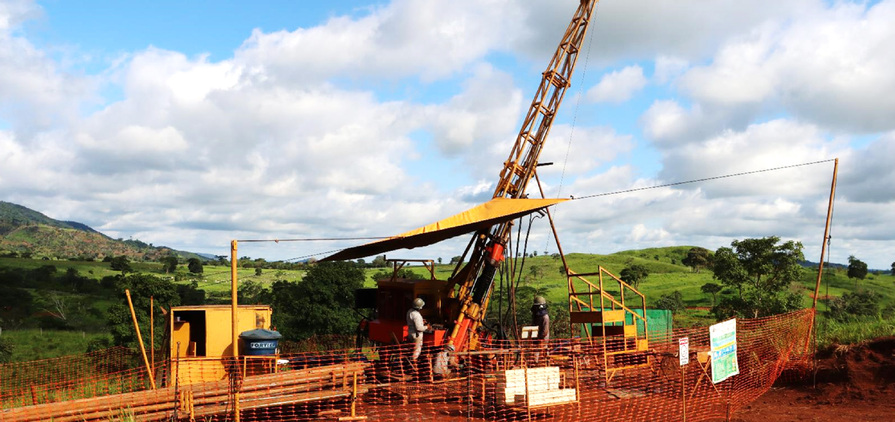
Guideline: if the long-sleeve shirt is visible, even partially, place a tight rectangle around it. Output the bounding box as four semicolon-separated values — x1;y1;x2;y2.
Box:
532;312;550;341
406;308;427;338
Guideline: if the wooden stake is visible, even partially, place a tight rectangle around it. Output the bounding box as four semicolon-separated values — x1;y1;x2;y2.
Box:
808;158;838;351
150;296;154;374
230;240;240;422
125;289;156;389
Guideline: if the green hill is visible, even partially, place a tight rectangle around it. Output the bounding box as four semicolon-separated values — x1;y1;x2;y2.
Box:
0;201;199;261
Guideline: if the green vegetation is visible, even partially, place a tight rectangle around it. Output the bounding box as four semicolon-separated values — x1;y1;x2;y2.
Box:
711;237;804;319
270;261;366;340
655;291;686;314
0;329;109;362
847;255;868;287
816;315;895;347
0;201;205;262
0;336;12;363
1;243;893;360
620;264;649;288
682;247;713;273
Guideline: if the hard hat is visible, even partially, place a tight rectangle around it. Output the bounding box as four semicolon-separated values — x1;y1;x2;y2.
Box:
412;298;425;310
534;296;547;306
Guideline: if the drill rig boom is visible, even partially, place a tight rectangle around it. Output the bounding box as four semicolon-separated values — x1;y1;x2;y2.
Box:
446;0;599;352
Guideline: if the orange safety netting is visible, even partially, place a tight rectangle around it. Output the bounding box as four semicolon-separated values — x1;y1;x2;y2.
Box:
0;309;814;421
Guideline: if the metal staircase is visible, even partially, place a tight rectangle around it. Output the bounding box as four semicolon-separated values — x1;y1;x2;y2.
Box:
566;266;650;383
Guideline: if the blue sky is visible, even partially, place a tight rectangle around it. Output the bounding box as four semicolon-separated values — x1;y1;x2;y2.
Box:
1;0;894;269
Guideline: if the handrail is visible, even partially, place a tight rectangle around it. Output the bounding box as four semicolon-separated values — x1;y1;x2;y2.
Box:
568;268;647;324
571;268;646;302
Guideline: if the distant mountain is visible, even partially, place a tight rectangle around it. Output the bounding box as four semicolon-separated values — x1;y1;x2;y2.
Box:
800;260;846;270
0;201;200;261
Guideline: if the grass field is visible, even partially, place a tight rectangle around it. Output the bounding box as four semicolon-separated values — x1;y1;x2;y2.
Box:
2;249;893;361
0;329;110;362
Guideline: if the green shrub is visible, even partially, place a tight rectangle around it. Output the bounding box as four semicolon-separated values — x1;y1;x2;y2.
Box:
655;291;685;314
0;336;13;363
829;290;881;321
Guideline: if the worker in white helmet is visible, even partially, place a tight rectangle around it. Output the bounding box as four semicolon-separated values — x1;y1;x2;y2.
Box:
406;297;430;361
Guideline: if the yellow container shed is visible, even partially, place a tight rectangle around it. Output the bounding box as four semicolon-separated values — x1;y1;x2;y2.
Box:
169;305;274;385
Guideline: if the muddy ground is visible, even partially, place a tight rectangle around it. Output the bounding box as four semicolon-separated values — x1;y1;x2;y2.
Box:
731;336;895;422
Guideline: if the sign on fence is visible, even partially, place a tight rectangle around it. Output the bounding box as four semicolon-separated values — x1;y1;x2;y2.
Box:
709;318;739;383
679;337;689;366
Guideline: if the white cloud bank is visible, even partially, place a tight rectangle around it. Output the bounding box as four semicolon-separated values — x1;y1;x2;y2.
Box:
0;0;892;269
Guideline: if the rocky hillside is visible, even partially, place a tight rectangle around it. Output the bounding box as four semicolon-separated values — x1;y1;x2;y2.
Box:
0;201;192;261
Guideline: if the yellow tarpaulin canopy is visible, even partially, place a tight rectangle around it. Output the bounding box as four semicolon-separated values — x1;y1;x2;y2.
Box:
322;197;567;262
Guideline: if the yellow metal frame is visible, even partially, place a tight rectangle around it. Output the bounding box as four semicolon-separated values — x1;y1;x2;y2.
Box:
566;266;651;383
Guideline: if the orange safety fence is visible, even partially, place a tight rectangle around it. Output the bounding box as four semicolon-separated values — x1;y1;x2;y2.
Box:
0;346;151;408
0;308;815;421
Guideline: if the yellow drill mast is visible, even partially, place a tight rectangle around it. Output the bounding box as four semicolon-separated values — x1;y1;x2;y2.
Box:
446;0;600;352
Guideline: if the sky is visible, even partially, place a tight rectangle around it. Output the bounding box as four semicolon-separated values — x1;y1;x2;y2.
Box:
1;0;893;269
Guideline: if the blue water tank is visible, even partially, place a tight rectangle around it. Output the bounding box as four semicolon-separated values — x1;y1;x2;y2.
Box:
239;328;282;355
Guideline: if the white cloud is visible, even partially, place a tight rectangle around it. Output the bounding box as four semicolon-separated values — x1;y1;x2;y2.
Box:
653;55;689;85
587;65;646;103
0;0;39;31
0;0;92;132
538;125;634;177
659;119;838;198
677;1;895;133
1;0;893;270
679;26;778;106
837;133;895;203
426;64;522;156
626;224;672;244
641;100;691;144
235;0;520;83
509;0;818;65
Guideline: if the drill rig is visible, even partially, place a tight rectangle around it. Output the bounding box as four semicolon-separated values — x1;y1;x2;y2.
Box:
324;0;599;360
442;0;599;353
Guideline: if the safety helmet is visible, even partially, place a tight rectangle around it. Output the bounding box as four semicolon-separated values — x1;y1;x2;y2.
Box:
412;298;425;310
533;296;547;306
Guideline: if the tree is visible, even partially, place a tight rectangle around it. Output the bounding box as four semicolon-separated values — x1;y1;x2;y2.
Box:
847;255;868;288
682;247;713;273
109;255;132;274
187;258;203;274
161;256;178;274
528;265;545;281
176;280;206;305
711;236;804;319
238;280;272;305
655;291;686;314
450;256;462;265
891;261;895;276
370;255;387;268
271;261;365;340
0;285;33;328
700;283;723;307
255;268;263;276
371;268;423;281
619;264;649;289
106;274;182;347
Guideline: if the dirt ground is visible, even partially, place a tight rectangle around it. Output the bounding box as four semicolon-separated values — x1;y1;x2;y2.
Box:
731;336;895;422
